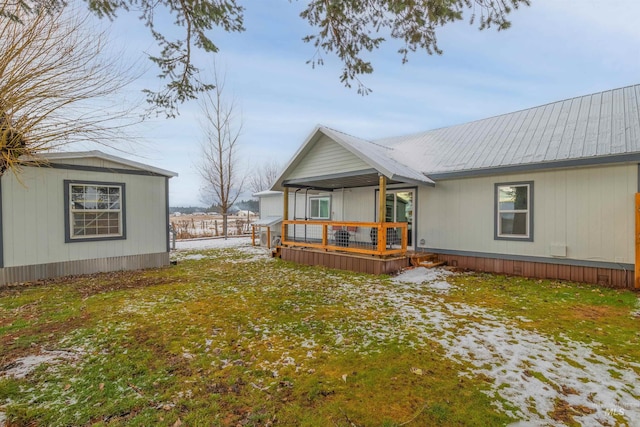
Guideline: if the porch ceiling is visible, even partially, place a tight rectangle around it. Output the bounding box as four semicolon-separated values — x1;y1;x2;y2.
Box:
282;170;404;190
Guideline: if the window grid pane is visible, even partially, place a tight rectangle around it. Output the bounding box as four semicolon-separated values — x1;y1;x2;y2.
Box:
70;184;122;239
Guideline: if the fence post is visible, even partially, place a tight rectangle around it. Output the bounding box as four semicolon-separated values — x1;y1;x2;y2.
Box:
251;225;256;246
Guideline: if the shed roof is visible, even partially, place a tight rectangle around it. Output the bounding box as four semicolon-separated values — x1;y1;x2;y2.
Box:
25;150;178;177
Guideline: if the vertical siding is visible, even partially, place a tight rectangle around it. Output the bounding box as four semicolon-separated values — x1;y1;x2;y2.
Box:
286;135;370;180
0;253;170;286
419;164;635;264
3;166;168;267
259;194;284;218
280;247;409;275
342;187;376;222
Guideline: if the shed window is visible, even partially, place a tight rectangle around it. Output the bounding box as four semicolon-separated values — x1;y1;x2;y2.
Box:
495;182;533;241
309;196;330;220
64;181;126;242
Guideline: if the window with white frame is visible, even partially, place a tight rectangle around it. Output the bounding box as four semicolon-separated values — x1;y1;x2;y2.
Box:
495;182;533;241
309;196;330;220
65;181;125;241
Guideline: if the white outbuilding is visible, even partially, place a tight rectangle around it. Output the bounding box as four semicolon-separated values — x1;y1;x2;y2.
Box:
0;151;177;285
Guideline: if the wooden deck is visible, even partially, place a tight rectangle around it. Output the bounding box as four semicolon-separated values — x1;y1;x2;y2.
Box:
281;220;408;257
279;247;410;275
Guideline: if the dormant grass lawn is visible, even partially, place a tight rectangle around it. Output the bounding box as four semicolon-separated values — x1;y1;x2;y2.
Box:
1;241;639;426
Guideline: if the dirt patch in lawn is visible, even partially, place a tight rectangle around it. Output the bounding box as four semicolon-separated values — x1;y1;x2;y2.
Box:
0;270;176;298
563;304;622;321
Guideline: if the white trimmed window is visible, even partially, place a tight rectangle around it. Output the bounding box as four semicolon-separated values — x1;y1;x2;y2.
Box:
66;182;124;240
496;182;533;241
309;196;330;220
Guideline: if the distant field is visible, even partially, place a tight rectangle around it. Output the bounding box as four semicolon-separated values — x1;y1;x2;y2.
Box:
170;213;257;239
1;243;639;426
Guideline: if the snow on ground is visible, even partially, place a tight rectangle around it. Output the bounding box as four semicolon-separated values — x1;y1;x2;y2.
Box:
173;236;253;251
4;242;636;425
389;268;640;426
0;349;83;380
171;236;269;263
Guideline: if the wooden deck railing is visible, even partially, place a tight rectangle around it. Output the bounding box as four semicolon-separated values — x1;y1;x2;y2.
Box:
281;220;407;256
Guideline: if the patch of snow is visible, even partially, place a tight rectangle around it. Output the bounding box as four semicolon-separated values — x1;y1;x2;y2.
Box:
631;298;640;318
0;411;6;427
1;349;82;379
173;236;253;251
392;267;452;285
380;273;640;426
392;267;453;293
181;254;207;261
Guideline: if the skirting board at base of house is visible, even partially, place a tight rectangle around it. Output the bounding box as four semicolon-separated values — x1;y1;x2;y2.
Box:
280;247;410;275
0;252;170;286
434;253;634;289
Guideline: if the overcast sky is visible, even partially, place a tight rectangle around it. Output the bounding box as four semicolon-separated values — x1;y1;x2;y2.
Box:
71;0;640;206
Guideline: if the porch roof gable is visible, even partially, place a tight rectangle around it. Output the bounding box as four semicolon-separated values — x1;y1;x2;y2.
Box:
272;126;434;191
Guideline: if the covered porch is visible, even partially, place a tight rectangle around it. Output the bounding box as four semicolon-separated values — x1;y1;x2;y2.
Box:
270;126;434;274
275;174;423;275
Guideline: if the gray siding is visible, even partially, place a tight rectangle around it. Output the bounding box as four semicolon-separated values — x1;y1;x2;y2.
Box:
286;135;370;180
2;165;169;268
259;193;284;218
416;164;636;264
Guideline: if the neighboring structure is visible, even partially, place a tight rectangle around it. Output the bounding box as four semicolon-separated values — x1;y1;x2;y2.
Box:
252;190;283;248
0;151;177;285
264;84;640;288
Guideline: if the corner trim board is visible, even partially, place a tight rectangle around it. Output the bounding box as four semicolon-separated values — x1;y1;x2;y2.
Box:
165;177;170;253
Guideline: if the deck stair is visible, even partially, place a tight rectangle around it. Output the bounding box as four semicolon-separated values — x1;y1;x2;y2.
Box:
271;246;282;258
410;253;446;269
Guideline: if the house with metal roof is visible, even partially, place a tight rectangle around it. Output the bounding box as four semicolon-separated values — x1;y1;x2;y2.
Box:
0;151;177;285
266;84;640;288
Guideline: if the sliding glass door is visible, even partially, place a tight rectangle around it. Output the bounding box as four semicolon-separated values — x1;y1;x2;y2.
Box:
378;189;414;248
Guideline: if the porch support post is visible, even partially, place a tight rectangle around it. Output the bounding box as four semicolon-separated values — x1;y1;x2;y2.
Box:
378;175;387;224
378;175;387;254
282;187;289;243
283;187;289;221
634;193;640;289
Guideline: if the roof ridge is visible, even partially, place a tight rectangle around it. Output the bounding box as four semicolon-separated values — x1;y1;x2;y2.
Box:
320;125;392;150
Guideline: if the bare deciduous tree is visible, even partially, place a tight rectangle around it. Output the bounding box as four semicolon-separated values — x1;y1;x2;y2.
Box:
0;0;141;176
248;160;281;194
196;65;244;239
